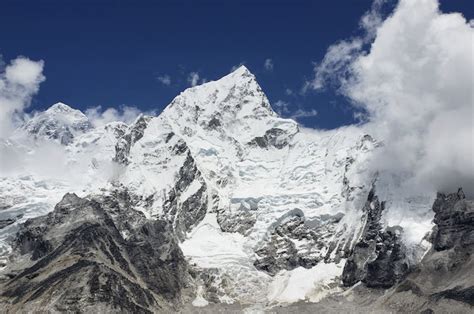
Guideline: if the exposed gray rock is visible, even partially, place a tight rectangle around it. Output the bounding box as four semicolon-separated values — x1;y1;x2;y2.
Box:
254;210;344;275
382;188;474;309
431;188;473;251
0;218;16;230
163;151;208;241
0;190;190;313
217;198;259;235
248;127;295;149
342;187;409;288
114;115;152;165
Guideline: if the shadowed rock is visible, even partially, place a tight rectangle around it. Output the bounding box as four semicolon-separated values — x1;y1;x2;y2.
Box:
0;190;189;312
342;187;408;288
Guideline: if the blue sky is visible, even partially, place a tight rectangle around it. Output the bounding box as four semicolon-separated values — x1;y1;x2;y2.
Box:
1;0;472;129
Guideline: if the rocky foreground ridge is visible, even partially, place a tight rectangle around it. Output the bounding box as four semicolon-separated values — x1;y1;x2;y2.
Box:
0;188;472;313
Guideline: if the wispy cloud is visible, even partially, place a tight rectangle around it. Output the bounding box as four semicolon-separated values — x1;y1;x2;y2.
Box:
305;0;387;93
290;108;318;120
156;74;171;86
187;72;207;87
85;105;151;127
273;99;318;121
264;58;274;71
273;100;290;115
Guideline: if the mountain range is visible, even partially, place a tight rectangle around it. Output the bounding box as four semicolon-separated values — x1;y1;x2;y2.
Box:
0;66;472;313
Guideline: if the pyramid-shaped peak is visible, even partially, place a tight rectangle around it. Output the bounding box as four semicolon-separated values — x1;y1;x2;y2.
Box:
230;64;252;76
222;65;256;82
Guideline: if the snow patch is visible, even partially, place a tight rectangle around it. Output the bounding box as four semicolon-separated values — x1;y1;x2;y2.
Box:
267;260;345;304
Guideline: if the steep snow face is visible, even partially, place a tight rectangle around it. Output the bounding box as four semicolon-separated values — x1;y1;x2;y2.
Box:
117;66;382;304
22;102;92;145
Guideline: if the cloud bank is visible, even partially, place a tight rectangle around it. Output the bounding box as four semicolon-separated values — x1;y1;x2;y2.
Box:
0;56;45;138
85;105;145;127
310;0;474;196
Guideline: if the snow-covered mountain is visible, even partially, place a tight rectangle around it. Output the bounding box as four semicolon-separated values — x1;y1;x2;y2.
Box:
0;66;471;312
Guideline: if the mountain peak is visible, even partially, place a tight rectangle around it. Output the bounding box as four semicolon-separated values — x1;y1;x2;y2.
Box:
47;102;75;113
23;102;91;145
230;64;252;76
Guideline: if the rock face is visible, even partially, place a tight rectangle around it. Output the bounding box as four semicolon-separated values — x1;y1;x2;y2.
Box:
382;189;474;310
114;115;152;165
254;209;344;275
431;188;473;251
342;187;409;288
163;151;209;241
0;191;189;313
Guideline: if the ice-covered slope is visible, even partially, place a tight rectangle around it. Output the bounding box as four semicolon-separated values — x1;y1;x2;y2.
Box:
115;66;387;304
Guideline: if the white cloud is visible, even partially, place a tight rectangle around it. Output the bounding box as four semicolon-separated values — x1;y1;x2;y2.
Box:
187;72;206;87
273;99;318;121
307;0;387;92
273;100;290;115
157;74;171;86
0;56;45;138
285;88;293;96
264;58;274;71
290;108;318;119
85;105;145;127
311;0;474;196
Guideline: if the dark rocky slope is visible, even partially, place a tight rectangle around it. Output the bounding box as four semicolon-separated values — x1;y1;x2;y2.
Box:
0;190;190;313
342;187;408;288
379;188;474;311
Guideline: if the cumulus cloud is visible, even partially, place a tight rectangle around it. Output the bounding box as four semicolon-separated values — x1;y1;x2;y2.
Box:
85;105;146;127
310;0;474;196
264;58;274;71
156;74;171;86
0;56;45;138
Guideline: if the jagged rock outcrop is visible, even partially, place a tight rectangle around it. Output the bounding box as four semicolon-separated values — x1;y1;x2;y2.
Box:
216;198;259;235
114;115;152;164
248;127;296;149
431;188;473;251
0;190;189;313
163;150;209;241
382;189;474;310
342;188;408;288
254;210;344;275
